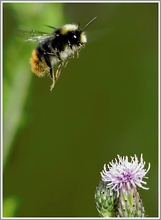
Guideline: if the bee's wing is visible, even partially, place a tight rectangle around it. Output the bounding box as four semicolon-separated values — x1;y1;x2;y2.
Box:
17;30;51;43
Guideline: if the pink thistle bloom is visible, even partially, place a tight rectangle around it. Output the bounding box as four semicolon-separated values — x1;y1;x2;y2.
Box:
101;154;150;193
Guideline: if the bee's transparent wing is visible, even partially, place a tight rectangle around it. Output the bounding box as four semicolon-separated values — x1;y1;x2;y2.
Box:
17;30;51;43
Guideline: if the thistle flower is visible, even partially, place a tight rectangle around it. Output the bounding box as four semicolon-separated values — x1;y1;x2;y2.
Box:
95;154;150;217
101;154;150;195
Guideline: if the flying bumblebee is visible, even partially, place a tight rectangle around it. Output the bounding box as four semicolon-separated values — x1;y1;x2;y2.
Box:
22;17;96;91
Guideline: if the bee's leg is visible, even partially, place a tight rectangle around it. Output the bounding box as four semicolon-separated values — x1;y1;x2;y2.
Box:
54;53;62;79
64;60;69;68
55;62;62;81
43;53;56;91
64;52;74;68
43;54;53;78
50;74;56;91
50;68;56;91
77;49;81;58
50;53;62;90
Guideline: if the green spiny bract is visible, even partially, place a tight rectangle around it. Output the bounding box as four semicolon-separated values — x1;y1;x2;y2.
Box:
95;180;118;217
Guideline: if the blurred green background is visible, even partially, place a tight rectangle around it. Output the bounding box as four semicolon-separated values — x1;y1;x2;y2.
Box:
3;2;158;217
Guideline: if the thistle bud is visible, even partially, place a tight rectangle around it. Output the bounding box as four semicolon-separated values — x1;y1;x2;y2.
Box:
95;180;118;217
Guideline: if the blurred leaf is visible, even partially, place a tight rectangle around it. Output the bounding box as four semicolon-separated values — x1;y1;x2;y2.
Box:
3;3;64;168
3;196;20;217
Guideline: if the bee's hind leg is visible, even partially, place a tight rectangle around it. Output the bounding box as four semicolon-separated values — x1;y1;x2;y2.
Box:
43;53;56;91
50;69;56;91
55;62;63;81
50;62;63;91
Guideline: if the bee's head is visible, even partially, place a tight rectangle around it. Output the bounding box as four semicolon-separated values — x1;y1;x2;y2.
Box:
60;24;86;47
60;17;96;47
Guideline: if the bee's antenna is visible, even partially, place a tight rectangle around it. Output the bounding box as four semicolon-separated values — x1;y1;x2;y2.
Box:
82;16;97;31
43;24;56;29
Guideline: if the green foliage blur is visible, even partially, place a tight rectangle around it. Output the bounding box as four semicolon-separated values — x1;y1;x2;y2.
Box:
3;2;158;217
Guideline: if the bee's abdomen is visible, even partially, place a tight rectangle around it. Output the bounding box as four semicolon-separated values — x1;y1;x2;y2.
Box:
30;50;49;77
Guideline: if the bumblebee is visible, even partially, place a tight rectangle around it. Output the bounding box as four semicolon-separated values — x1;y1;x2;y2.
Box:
26;17;96;91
